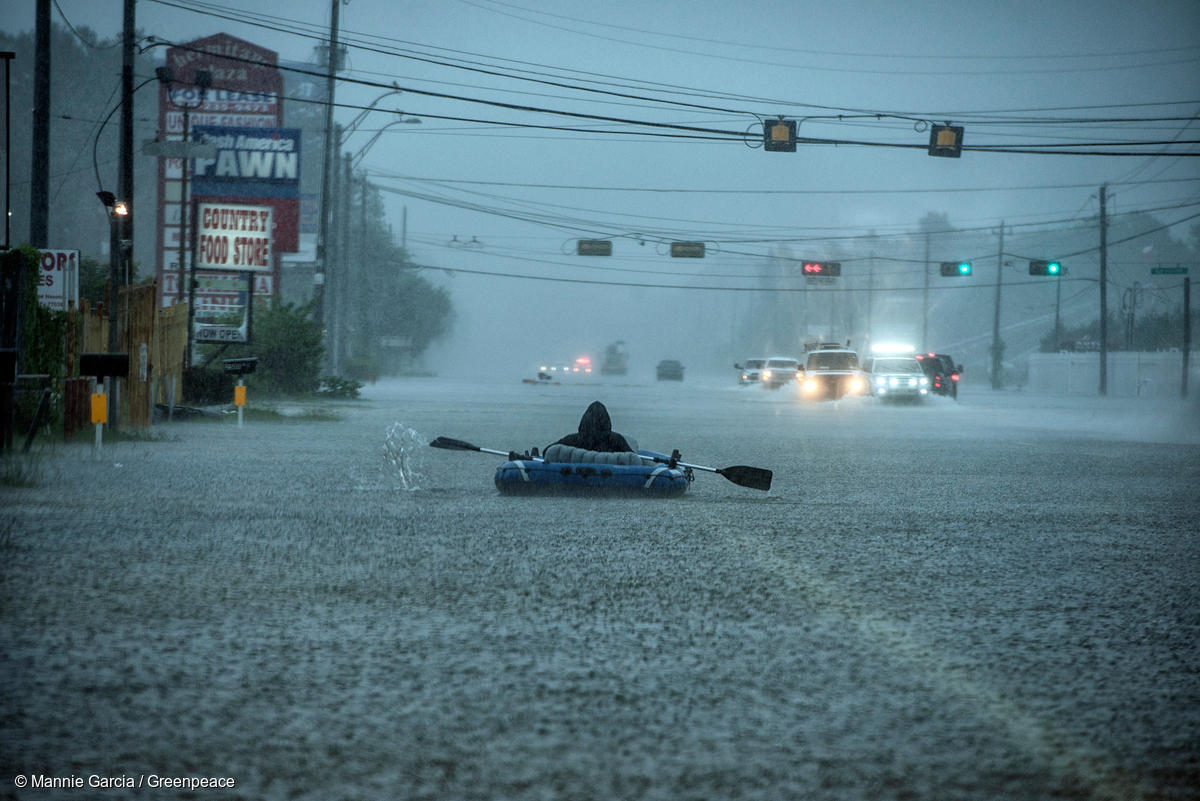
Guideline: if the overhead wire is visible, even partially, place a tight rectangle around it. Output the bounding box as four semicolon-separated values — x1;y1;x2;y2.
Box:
457;0;1200;77
145;0;1200;148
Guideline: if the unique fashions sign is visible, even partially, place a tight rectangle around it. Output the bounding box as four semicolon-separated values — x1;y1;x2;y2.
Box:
196;203;274;272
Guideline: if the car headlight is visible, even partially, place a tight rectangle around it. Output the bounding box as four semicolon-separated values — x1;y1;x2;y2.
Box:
919;376;929;386
848;377;863;393
907;377;917;387
763;369;773;380
803;378;818;393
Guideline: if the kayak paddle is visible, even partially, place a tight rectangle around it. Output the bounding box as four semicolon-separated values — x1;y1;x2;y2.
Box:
638;452;772;492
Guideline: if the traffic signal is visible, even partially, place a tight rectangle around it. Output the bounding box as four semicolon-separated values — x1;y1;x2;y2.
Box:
802;261;841;277
928;124;964;158
1029;260;1061;276
577;239;612;256
940;261;972;276
763;119;797;152
670;241;705;258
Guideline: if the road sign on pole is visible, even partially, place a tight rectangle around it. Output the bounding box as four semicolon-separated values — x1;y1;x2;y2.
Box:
1151;267;1188;275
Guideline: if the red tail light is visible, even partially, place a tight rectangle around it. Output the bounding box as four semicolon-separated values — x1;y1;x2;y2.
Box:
951;373;960;381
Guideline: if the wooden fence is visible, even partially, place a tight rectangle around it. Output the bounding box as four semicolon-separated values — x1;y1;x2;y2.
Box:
77;283;189;428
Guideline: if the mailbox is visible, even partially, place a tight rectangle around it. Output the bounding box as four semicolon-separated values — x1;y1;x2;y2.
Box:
222;357;258;375
80;353;129;378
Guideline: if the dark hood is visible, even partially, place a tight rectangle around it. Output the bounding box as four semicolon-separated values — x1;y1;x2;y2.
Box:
548;400;633;453
577;401;613;436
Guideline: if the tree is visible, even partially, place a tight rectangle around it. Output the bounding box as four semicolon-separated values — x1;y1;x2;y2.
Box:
337;181;455;375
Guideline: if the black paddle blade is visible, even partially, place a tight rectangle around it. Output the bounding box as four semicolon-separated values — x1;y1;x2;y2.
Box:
717;465;773;491
428;436;480;452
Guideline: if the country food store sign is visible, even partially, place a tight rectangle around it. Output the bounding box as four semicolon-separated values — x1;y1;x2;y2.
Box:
196;202;274;272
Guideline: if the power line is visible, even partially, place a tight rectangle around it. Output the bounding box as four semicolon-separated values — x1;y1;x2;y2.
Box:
459;0;1200;77
144;1;1200;134
371;173;1200;197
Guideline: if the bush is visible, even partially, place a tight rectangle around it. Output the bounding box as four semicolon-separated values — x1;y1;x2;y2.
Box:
198;300;324;398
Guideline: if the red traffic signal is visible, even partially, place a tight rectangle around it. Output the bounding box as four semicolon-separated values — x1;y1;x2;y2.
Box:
802;261;841;276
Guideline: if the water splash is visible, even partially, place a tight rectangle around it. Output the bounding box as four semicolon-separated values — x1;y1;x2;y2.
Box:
384;423;426;491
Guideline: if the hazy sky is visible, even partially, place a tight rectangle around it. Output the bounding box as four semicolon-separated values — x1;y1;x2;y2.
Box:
5;0;1199;373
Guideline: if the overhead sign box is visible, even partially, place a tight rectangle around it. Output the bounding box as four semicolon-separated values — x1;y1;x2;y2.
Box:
670;242;705;258
577;239;612;256
928;124;964;158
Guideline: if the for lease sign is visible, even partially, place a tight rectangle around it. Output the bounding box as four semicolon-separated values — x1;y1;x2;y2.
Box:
196;202;273;272
36;249;80;310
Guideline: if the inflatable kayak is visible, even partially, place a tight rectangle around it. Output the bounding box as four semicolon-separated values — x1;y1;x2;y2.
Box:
494;444;692;497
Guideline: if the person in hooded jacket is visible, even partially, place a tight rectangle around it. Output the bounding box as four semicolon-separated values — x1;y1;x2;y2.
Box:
547;400;636;453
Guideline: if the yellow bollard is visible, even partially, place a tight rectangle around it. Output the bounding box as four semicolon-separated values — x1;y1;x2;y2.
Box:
91;391;107;450
234;381;246;427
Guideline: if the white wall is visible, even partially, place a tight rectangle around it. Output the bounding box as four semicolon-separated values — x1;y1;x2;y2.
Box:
1028;351;1200;398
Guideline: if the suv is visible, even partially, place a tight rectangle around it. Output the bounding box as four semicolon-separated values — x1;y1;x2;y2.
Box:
656;359;685;381
799;345;865;400
914;352;962;399
735;358;767;385
862;355;929;402
761;356;801;389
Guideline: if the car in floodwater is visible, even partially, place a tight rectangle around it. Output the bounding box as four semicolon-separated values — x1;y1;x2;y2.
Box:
915;352;963;399
760;357;801;389
655;359;685;381
863;354;929;402
799;345;865;400
735;358;768;385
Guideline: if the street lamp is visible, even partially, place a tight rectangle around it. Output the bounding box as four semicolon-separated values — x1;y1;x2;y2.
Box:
157;67;211;372
329;114;421;373
315;85;405;341
349;115;422;169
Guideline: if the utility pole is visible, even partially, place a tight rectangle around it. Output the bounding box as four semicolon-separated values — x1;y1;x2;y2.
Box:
315;0;341;328
336;149;352;374
922;232;930;352
1183;277;1191;399
1099;184;1109;395
30;0;50;246
119;0;135;271
990;223;1005;390
1054;266;1062;349
866;252;875;342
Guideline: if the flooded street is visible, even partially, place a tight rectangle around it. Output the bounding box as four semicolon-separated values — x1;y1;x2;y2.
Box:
3;376;1198;800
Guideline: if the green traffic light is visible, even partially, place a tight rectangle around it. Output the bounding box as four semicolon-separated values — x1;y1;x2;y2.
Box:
1047;262;1060;274
958;262;971;275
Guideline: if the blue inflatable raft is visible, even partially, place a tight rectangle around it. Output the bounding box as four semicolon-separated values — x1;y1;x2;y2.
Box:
494;445;691;497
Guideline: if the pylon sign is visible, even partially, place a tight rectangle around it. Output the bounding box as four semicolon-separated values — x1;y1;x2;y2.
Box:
156;34;284;311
